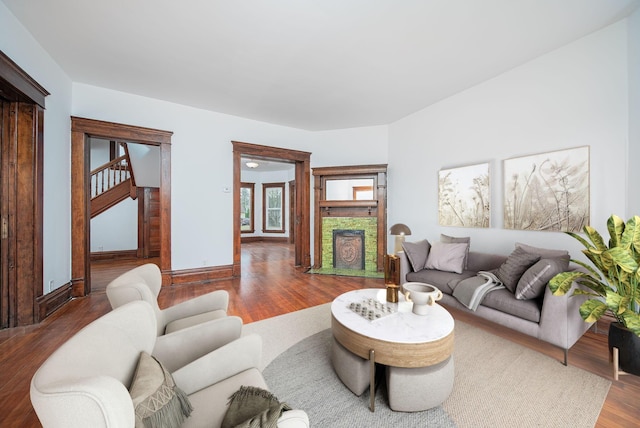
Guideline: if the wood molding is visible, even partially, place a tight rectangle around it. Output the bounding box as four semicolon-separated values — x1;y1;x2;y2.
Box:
232;141;311;272
36;282;72;322
0;50;49;108
241;236;289;243
312;164;387;271
171;265;234;285
89;250;138;261
71;117;173;296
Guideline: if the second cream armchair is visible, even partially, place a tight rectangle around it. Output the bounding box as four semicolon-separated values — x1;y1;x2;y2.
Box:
106;263;229;335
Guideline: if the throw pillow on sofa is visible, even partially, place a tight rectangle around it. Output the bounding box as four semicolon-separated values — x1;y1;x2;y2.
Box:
441;234;470;268
402;239;431;272
515;255;570;300
425;241;468;274
495;247;541;293
515;242;569;259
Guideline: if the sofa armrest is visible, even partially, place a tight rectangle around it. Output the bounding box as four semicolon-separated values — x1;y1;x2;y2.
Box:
153;316;243;372
538;277;593;351
277;409;310;428
161;290;229;323
171;334;263;395
30;375;134;428
397;251;411;285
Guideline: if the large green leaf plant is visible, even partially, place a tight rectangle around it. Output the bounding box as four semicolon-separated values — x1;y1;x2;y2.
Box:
549;214;640;337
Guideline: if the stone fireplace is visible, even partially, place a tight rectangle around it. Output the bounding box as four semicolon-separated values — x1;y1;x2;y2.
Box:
333;230;365;270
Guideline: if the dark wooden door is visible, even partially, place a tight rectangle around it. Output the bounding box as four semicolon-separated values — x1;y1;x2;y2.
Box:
0;100;7;328
138;187;160;258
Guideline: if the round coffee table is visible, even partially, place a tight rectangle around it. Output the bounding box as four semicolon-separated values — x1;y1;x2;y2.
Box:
331;288;455;411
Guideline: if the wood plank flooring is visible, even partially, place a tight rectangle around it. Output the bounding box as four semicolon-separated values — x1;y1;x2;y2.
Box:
0;241;638;427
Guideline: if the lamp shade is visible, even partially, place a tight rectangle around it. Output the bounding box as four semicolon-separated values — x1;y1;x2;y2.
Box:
389;223;411;236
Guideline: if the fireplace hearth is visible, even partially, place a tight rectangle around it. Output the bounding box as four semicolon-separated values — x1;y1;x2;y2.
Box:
333;229;365;270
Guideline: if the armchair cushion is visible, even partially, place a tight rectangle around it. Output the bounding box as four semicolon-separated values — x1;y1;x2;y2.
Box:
129;352;192;428
164;310;226;334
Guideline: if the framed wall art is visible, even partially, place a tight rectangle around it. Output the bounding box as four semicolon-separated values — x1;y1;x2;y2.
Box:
503;146;589;232
438;162;490;228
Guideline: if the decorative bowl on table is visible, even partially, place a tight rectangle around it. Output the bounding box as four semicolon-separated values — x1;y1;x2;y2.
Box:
403;282;443;315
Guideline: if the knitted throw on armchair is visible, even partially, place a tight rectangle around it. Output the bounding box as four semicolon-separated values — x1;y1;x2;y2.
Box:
222;386;292;428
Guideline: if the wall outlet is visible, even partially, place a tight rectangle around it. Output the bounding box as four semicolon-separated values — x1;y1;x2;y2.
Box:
49;280;54;290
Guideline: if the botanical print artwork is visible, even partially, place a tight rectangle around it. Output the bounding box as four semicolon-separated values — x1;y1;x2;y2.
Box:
503;146;589;232
438;163;490;228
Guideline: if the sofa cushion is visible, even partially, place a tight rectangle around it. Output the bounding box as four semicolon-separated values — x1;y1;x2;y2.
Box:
402;240;431;272
515;256;570;300
494;247;541;292
406;269;477;295
481;289;542;323
425;242;468;274
516;242;569;259
129;352;193;428
441;234;470;268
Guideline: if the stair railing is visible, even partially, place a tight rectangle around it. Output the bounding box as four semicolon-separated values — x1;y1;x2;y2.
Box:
90;142;137;199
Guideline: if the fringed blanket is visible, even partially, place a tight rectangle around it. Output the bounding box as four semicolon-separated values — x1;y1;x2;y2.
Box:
222;386;291;428
451;271;504;311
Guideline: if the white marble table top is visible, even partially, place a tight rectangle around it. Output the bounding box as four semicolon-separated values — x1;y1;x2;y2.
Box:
331;288;454;344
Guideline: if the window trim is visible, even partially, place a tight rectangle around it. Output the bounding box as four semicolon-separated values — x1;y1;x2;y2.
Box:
240;182;255;233
262;182;285;233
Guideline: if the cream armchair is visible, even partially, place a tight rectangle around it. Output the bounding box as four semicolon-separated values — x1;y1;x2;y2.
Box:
30;301;309;428
106;263;229;335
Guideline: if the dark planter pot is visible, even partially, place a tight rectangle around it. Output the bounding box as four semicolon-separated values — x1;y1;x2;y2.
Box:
608;322;640;376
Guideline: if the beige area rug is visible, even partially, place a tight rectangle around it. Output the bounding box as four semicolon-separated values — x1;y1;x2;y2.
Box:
243;303;611;427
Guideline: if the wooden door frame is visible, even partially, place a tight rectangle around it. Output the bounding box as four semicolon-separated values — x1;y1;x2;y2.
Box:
0;50;48;327
232;141;311;274
71;117;173;295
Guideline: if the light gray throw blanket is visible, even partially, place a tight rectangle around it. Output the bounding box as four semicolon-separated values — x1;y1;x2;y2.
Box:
452;271;504;311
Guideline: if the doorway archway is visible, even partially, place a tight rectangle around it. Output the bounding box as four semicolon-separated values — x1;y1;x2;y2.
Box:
71;117;173;295
232;141;311;274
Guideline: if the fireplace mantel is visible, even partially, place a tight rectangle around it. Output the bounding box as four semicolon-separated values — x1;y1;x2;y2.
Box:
312;164;387;272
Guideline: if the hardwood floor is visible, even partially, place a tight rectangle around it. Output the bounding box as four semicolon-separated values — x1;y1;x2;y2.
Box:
0;241;638;427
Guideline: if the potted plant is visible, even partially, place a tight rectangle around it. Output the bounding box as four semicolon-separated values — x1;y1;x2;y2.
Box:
549;214;640;376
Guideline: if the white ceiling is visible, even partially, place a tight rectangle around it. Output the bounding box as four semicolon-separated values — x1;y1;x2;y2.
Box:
3;0;638;131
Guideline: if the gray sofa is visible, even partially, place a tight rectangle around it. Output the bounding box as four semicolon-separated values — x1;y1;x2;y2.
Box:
398;241;593;365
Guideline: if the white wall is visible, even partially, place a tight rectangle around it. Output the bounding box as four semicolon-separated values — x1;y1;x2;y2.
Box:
628;9;640;217
0;1;73;293
388;21;631;260
72;84;389;270
90;199;138;251
128;143;160;188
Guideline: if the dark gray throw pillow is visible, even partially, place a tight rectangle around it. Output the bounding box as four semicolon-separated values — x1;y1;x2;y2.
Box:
495;247;541;293
515;256;570;300
402;239;431;272
515;242;569;259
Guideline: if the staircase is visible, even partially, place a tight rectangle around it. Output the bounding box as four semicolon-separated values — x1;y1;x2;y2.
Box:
91;142;137;218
